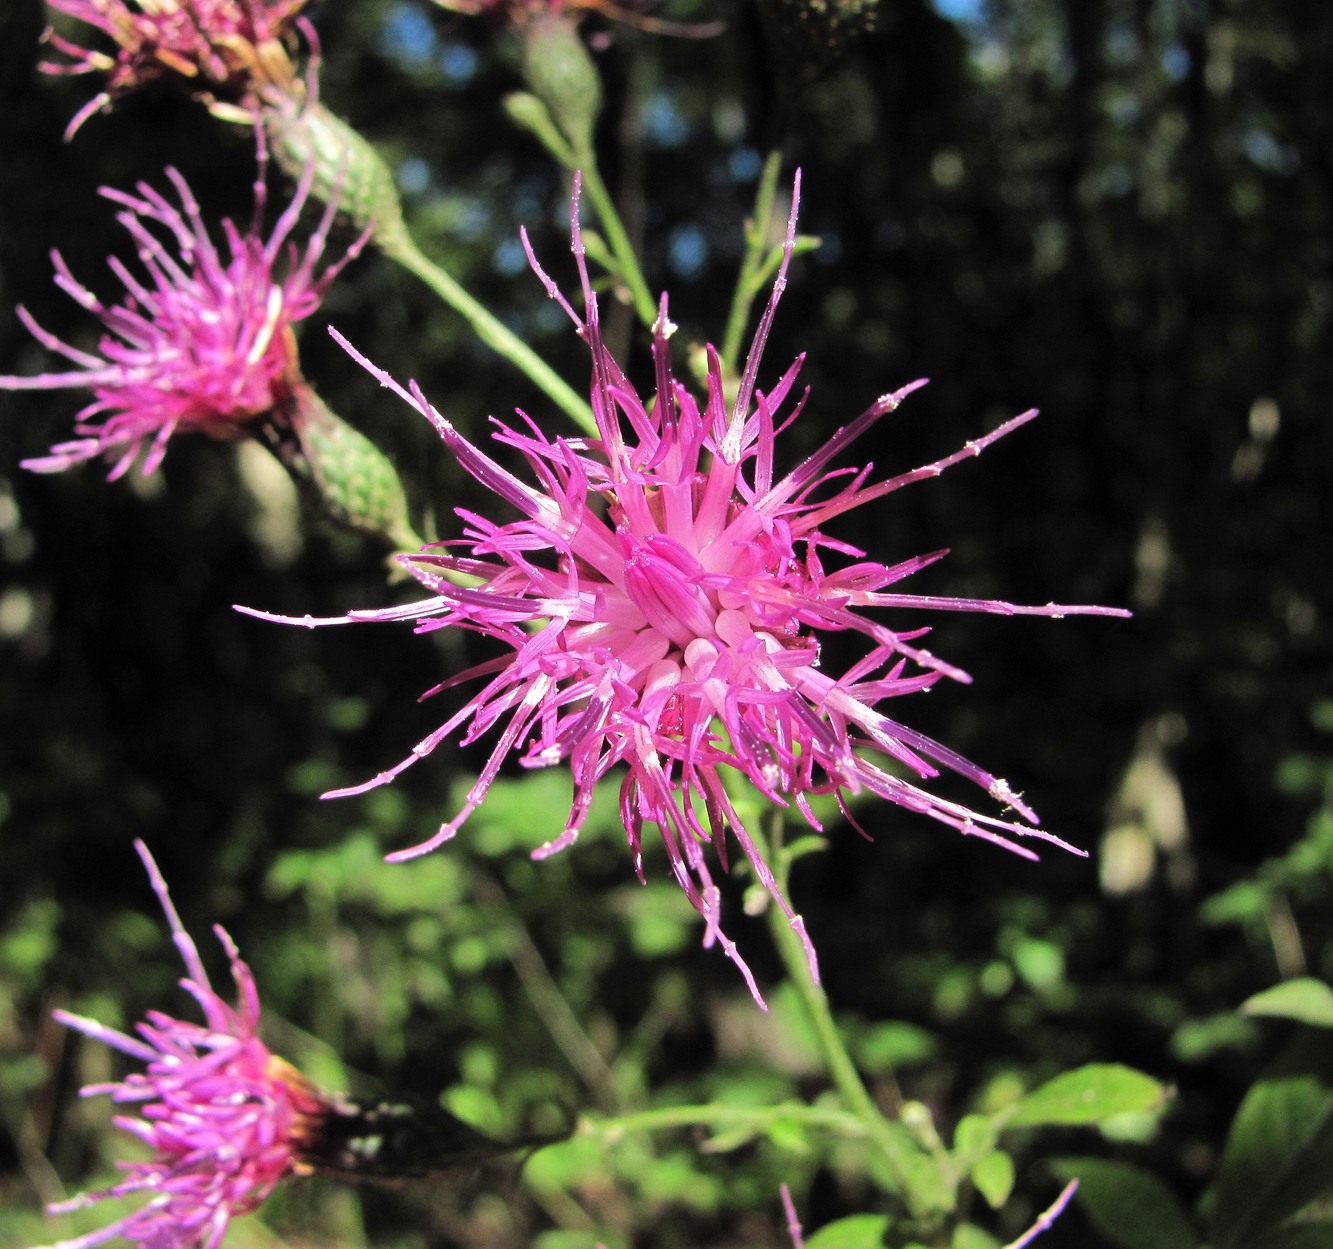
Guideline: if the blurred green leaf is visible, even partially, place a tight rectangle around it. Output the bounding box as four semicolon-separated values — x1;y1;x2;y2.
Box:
971;1150;1015;1209
953;1113;998;1164
1241;979;1333;1028
804;1213;889;1249
1051;1157;1196;1249
1006;1065;1167;1128
1171;1012;1262;1063
950;1225;1001;1249
852;1020;938;1074
1213;1076;1333;1249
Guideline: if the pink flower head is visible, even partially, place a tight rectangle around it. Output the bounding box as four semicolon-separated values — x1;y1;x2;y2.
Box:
431;0;719;36
240;173;1127;1003
3;136;366;480
43;841;332;1249
42;0;312;136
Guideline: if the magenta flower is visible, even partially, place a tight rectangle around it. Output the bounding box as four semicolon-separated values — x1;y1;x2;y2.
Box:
43;841;333;1249
241;174;1127;1001
2;139;365;480
41;0;312;135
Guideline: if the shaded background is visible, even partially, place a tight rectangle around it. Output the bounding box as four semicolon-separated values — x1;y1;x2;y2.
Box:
0;0;1330;1245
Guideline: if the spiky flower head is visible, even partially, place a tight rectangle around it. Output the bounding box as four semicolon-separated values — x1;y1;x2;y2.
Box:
2;136;366;480
42;0;313;135
242;174;1127;1003
42;841;333;1249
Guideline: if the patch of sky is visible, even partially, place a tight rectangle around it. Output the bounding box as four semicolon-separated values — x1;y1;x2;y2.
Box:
440;41;478;85
1109;93;1141;127
1104;19;1138;66
815;229;843;266
397;157;432;196
381;2;438;67
1162;43;1190;82
493;236;529;277
1243;129;1298;174
931;0;984;23
669;224;707;280
454;197;489;243
728;146;762;183
534;302;566;335
643;93;690;149
1100;165;1134;197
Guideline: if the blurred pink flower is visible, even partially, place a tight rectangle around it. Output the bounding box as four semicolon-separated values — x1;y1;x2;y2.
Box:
42;841;333;1249
242;174;1126;1002
42;0;312;134
2;140;365;479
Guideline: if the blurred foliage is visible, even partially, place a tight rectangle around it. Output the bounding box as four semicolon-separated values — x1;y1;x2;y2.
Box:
0;0;1331;1246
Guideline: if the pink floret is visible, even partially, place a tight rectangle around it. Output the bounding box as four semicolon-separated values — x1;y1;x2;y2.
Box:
241;173;1128;1003
41;1;312;134
40;841;330;1249
2;137;364;480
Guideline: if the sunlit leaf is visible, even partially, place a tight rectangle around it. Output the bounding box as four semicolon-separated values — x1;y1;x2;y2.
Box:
804;1213;889;1249
1006;1065;1167;1128
1240;979;1333;1028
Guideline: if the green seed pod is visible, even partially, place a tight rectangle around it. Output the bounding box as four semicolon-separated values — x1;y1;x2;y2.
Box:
276;383;420;550
264;99;411;257
520;13;602;157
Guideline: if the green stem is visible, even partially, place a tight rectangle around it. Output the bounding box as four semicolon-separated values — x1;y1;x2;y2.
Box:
574;155;658;329
579;1101;866;1141
385;235;597;437
720;148;784;373
763;812;939;1219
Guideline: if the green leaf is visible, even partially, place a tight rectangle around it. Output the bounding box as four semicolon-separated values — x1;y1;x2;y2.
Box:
804;1214;889;1249
1006;1065;1167;1128
1050;1157;1197;1249
971;1150;1015;1209
951;1225;1001;1249
953;1113;999;1164
1212;1076;1333;1249
1241;979;1333;1028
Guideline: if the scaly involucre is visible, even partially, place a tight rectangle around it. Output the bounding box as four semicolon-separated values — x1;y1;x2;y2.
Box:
42;841;331;1249
2;137;364;479
242;173;1127;1002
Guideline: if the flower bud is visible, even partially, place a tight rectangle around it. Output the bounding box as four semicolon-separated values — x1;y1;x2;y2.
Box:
278;384;419;550
265;98;411;256
520;13;602;157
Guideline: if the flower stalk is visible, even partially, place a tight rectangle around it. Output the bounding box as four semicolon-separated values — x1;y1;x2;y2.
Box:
761;810;946;1220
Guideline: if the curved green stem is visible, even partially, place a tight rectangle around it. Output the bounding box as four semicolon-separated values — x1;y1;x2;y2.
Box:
578;1101;866;1142
763;811;944;1219
385;235;596;437
721;148;784;373
574;155;658;329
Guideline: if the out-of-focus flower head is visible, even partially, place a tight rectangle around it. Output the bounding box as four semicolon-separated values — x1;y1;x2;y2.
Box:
41;0;313;136
41;840;334;1249
430;0;720;36
241;173;1127;1004
1;134;367;480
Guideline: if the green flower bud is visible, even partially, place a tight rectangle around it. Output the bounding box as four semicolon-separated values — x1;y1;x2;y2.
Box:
275;383;420;550
264;99;411;257
519;14;602;157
